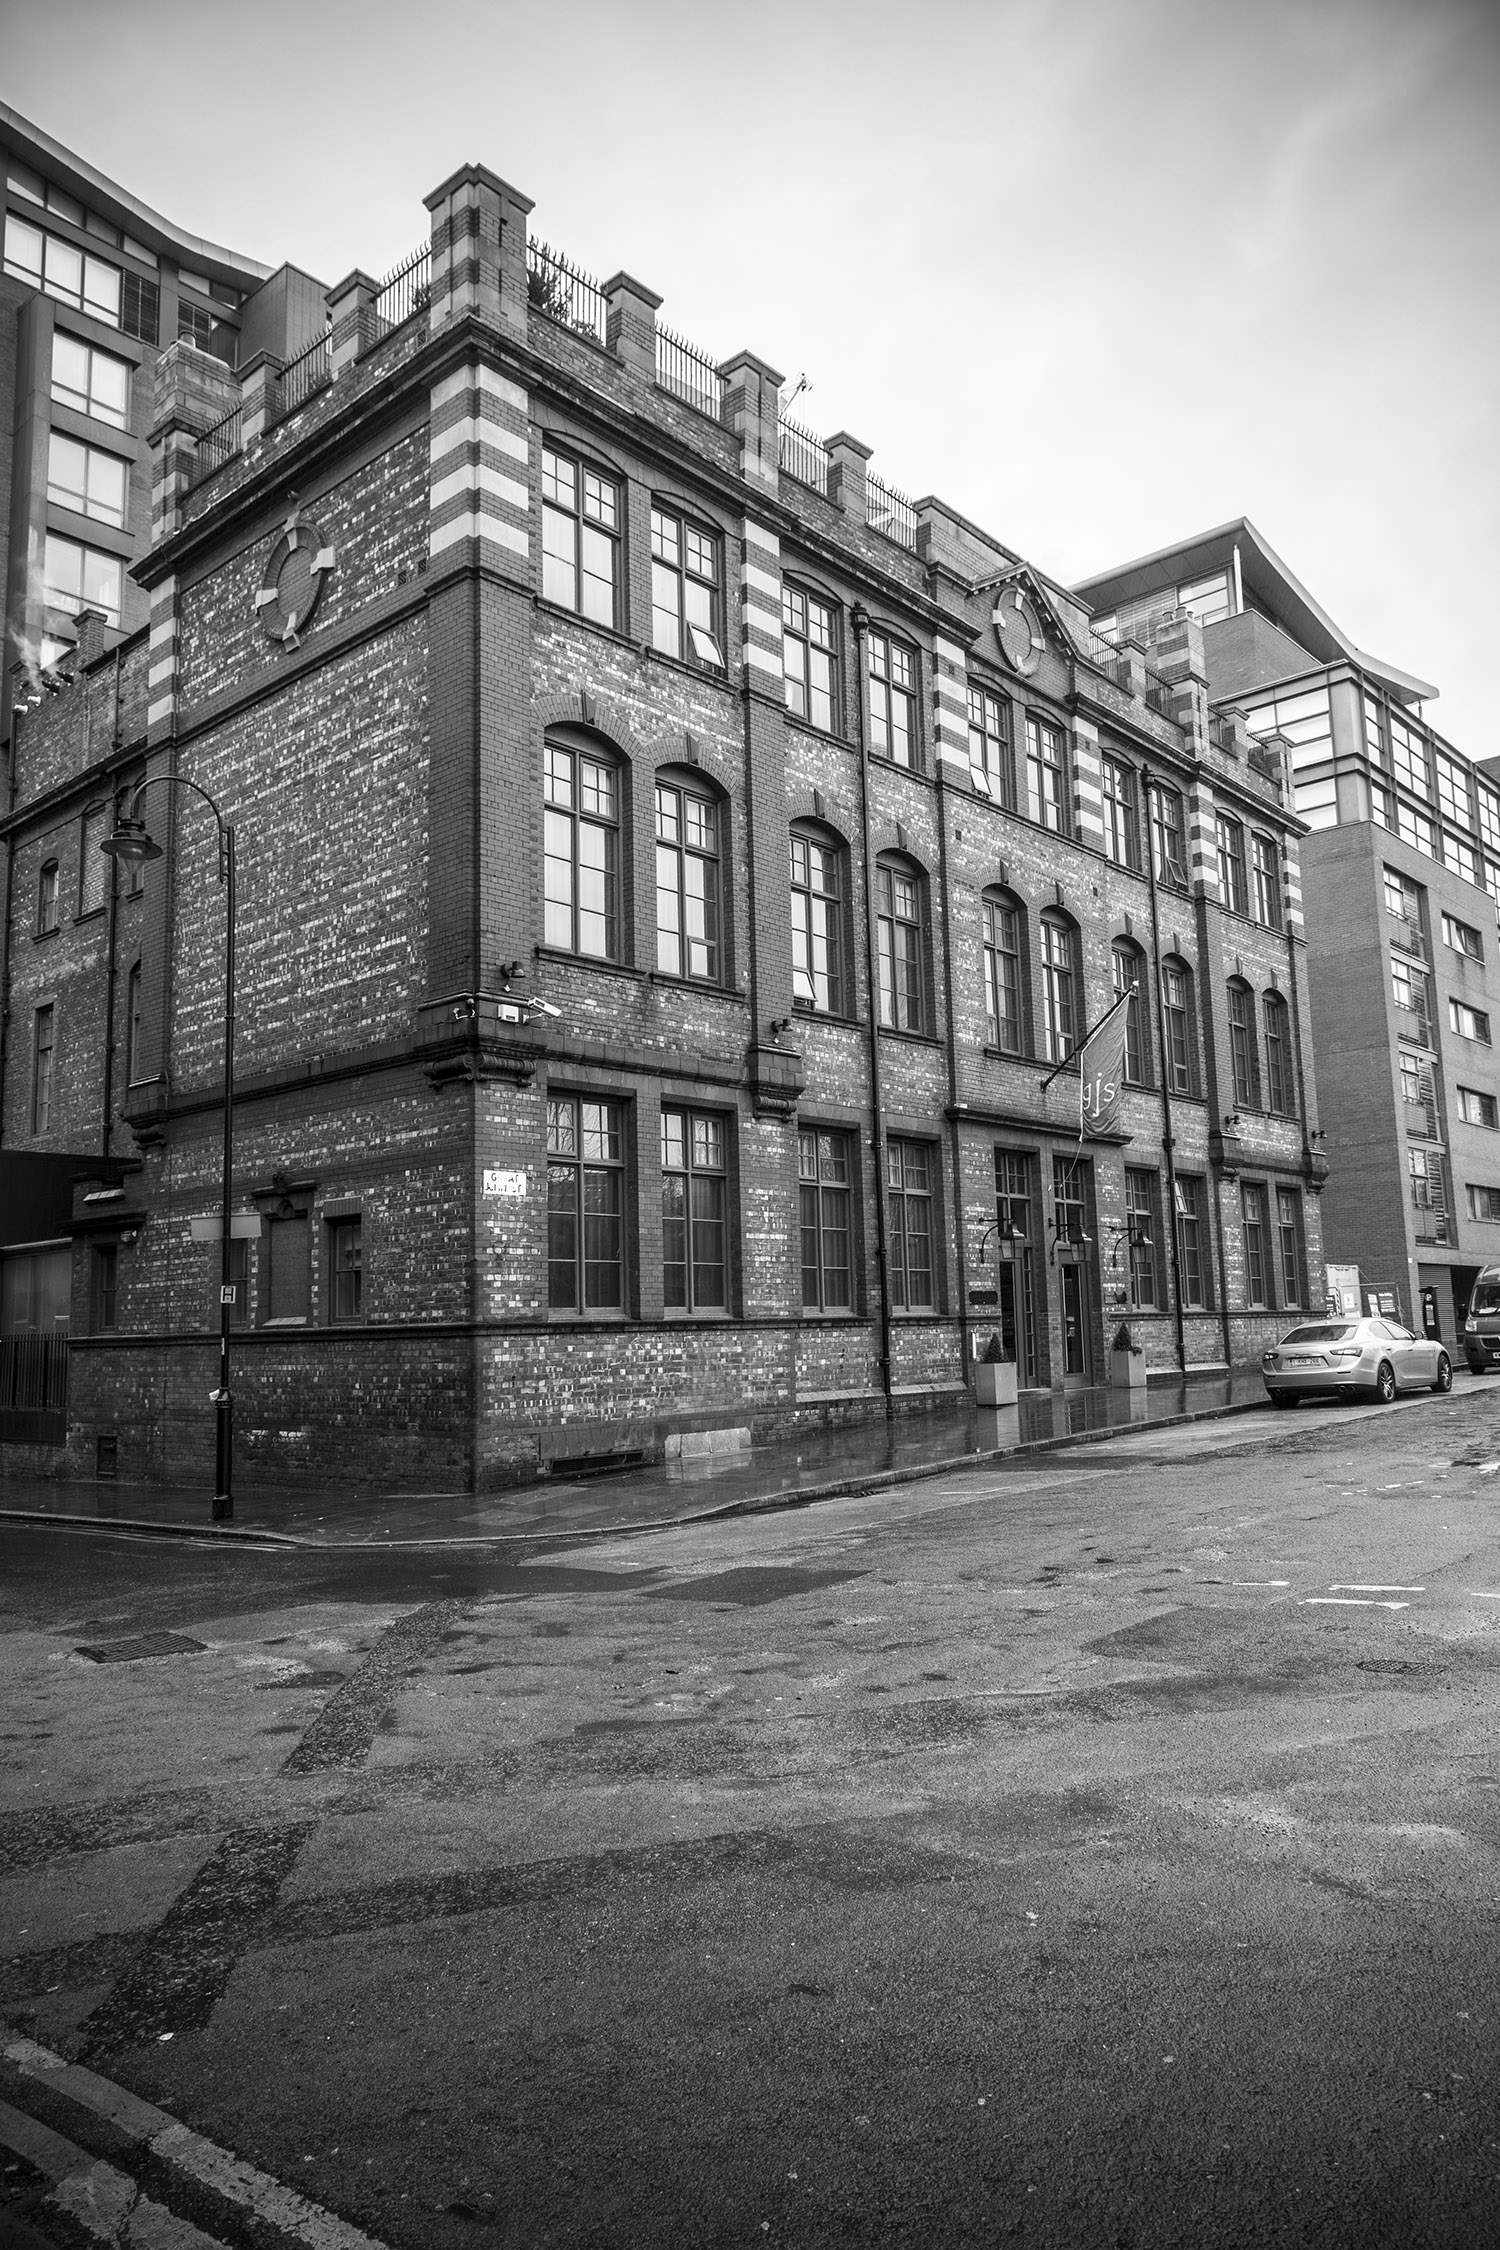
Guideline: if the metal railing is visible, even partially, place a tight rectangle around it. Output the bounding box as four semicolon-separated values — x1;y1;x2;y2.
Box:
655;323;723;419
282;326;332;415
778;413;830;494
374;240;430;330
866;470;916;552
1144;672;1178;720
1087;631;1123;674
0;1332;68;1413
1209;712;1240;753
526;238;607;346
195;403;242;482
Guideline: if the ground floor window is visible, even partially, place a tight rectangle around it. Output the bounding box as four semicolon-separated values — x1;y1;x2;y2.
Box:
887;1139;936;1310
1241;1183;1271;1308
329;1216;363;1323
265;1213;311;1323
1175;1176;1209;1309
548;1096;626;1312
1276;1187;1305;1308
0;1244;71;1333
1124;1168;1159;1311
799;1129;853;1311
662;1107;728;1312
90;1244;117;1333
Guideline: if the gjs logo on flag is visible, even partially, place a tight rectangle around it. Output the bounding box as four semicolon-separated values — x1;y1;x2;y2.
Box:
1078;990;1133;1139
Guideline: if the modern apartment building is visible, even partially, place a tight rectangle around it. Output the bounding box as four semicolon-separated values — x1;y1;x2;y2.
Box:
1077;520;1495;1352
1;102;326;731
0;147;1324;1492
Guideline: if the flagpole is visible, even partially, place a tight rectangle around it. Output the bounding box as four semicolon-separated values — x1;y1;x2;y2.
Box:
1037;987;1133;1094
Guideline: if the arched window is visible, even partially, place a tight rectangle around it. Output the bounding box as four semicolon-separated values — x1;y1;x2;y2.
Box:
37;860;59;936
1227;980;1261;1110
544;728;622;961
125;960;143;1085
867;630;919;770
655;770;722;982
1025;716;1070;834
1160;957;1198;1096
541;444;620;627
1216;813;1248;915
782;584;840;733
1102;760;1141;871
790;825;847;1015
983;890;1028;1055
1263;992;1293;1114
968;685;1014;808
877;857;927;1032
650;504;724;669
1149;781;1188;888
1111;941;1149;1085
1252;834;1282;929
1039;912;1079;1063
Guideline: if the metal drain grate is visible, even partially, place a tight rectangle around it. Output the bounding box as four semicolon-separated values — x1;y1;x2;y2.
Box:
76;1632;207;1664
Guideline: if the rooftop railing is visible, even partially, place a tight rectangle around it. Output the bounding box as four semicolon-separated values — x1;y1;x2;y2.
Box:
194;403;242;484
865;469;916;552
655;323;723;419
374;240;430;330
526;238;606;346
778;413;830;495
282;326;332;416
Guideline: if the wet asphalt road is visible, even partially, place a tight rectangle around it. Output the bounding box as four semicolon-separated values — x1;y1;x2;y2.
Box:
3;1385;1500;2248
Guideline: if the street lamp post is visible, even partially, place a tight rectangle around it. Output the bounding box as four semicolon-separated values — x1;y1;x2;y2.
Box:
103;777;237;1523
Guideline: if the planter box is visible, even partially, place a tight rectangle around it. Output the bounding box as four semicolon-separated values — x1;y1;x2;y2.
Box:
1109;1349;1147;1391
974;1359;1018;1407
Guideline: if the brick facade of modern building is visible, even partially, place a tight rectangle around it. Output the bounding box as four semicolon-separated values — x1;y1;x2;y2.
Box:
1;158;1326;1494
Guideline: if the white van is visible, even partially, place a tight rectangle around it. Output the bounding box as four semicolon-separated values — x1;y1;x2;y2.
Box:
1463;1266;1500;1373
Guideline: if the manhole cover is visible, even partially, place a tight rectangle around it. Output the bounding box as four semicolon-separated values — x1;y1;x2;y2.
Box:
76;1632;207;1664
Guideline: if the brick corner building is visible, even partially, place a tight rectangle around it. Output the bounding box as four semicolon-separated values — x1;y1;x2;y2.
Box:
1;150;1326;1495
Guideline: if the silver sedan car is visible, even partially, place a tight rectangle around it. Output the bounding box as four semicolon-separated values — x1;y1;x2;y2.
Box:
1261;1316;1452;1407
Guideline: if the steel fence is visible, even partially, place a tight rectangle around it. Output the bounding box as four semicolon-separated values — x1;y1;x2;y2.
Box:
282;327;332;415
655;324;723;419
865;470;916;551
374;241;430;330
778;413;830;494
526;239;607;345
194;404;242;484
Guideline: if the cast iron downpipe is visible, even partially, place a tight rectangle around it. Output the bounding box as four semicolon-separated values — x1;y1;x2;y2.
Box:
1141;760;1189;1377
850;603;895;1417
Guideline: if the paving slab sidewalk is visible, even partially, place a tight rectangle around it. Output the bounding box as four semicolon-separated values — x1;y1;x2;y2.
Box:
0;1371;1293;1548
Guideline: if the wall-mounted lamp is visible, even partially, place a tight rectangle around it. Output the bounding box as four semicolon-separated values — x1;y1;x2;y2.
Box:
1223;1111;1242;1132
768;1017;793;1045
975;1218;1021;1268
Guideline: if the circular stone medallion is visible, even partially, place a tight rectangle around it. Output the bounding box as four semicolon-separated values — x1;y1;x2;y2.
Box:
256;502;335;649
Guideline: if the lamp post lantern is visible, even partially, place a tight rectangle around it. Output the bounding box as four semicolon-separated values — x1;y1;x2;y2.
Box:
103;777;237;1523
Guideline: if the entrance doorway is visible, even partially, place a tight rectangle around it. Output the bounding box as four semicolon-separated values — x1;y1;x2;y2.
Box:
1059;1258;1090;1385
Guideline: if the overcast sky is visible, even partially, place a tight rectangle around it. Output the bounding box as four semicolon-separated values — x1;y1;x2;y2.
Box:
6;0;1498;752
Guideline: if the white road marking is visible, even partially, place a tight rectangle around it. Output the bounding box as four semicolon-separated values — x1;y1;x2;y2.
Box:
1329;1583;1426;1593
0;2096;229;2248
3;2042;387;2250
1301;1597;1409;1610
1232;1579;1291;1587
1465;1591;1500;1599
